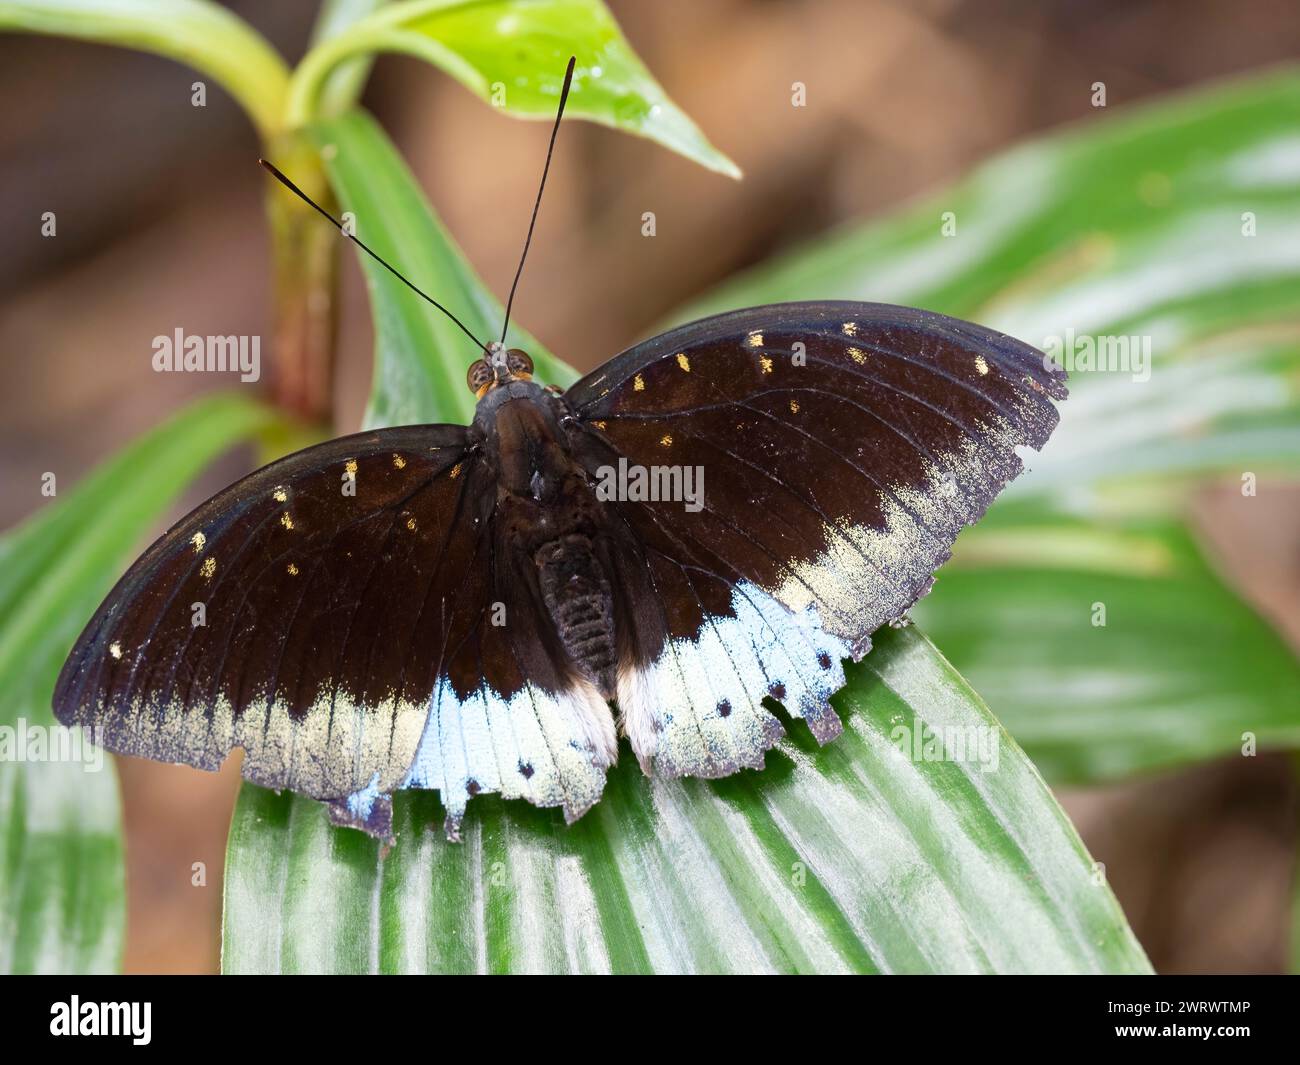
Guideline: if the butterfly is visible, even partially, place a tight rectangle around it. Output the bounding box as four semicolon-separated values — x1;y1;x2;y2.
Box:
52;59;1066;842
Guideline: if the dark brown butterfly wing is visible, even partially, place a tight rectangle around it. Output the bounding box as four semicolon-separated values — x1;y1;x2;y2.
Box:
53;425;614;839
564;300;1065;777
52;427;469;836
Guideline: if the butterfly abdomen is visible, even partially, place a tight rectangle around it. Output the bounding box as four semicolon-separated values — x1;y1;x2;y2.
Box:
535;533;618;698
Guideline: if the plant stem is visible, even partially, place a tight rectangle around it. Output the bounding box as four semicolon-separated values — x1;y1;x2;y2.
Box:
264;133;339;423
310;0;389;117
285;4;484;129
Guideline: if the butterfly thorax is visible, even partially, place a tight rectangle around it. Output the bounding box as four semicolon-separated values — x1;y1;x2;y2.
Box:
478;382;619;697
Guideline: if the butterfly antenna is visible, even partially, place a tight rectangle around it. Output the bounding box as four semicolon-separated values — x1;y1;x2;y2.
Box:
258;158;488;353
500;54;576;346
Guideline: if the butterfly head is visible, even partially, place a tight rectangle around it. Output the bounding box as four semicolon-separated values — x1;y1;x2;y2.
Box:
468;342;534;399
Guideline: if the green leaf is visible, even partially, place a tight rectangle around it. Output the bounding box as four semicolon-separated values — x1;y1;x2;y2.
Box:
288;0;739;177
223;625;1148;973
913;519;1300;782
0;393;279;973
309;108;576;428
0;0;291;140
678;66;1300;497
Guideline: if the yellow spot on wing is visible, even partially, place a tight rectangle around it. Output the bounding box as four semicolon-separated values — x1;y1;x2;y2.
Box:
109;642;122;660
847;347;866;365
760;356;773;374
344;458;358;475
842;321;859;337
280;512;294;530
789;398;800;414
592;420;607;430
676;353;690;372
273;487;287;503
392;454;407;469
190;531;206;553
633;374;645;391
747;332;764;348
660;434;673;447
974;355;989;375
450;462;463;479
286;562;299;576
406;517;417;531
200;557;217;580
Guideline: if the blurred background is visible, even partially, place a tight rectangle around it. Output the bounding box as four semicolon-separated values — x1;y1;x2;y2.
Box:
1;0;1297;973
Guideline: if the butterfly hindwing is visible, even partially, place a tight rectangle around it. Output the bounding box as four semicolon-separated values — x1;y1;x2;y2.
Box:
565;300;1065;774
398;471;616;838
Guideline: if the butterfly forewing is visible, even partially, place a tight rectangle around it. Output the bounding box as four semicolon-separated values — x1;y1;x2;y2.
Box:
53;427;479;837
563;301;1065;773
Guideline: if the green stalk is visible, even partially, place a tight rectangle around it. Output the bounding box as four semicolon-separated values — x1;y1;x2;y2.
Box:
288;23;477;128
264;0;392;422
262;134;340;423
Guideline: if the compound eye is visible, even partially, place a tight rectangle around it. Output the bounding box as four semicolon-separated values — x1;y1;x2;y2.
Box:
466;359;494;394
506;348;534;377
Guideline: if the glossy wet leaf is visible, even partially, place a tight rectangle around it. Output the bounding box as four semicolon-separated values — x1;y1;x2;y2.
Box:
289;0;739;176
223;624;1149;973
0;394;278;973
